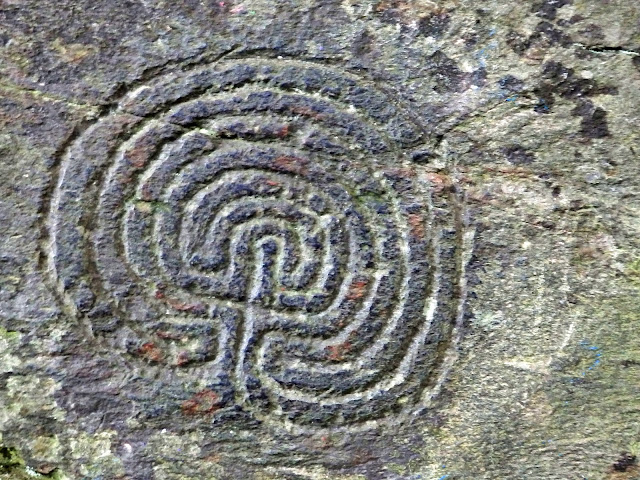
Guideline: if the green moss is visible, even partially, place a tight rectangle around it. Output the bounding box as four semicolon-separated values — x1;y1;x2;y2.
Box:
0;445;64;480
384;463;406;474
629;440;640;458
0;328;19;341
0;447;25;470
625;258;640;285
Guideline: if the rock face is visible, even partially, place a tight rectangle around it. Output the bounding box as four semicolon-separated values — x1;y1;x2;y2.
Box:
0;1;639;479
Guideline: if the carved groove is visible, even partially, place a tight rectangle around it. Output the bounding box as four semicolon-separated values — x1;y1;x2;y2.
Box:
47;58;463;430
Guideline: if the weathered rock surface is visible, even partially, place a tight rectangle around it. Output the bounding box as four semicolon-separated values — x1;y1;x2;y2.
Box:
0;1;639;479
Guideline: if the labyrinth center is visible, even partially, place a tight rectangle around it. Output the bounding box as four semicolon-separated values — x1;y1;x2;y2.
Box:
49;59;460;428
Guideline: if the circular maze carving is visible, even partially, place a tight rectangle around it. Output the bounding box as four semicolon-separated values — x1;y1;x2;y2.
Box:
48;57;464;430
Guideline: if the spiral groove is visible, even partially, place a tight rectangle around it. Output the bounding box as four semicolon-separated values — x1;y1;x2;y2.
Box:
48;57;462;428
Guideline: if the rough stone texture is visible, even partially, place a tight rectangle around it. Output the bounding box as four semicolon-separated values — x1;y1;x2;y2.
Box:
0;1;639;479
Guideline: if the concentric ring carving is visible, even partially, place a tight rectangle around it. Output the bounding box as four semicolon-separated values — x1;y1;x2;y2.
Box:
47;57;464;429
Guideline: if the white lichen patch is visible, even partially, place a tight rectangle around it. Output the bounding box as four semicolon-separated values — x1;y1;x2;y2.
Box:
153;467;222;480
148;430;226;480
29;435;62;463
68;430;124;478
471;309;506;331
147;430;203;458
0;329;21;374
5;376;65;421
259;466;367;480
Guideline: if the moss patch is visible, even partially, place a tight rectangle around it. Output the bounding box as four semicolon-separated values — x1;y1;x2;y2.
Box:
0;445;63;480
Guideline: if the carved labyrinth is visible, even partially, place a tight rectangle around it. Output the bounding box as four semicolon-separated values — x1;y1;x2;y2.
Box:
48;58;463;429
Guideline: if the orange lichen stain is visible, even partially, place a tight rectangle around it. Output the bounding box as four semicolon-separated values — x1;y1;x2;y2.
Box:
181;390;221;415
175;351;191;367
408;213;425;238
346;280;368;300
166;298;206;313
276;124;290;138
421;172;451;192
290;105;325;120
139;342;163;363
319;435;333;448
155;330;182;340
312;434;333;449
326;341;352;361
275;155;308;175
126;143;155;169
140;183;154;201
386;167;416;178
202;453;222;463
303;433;333;451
